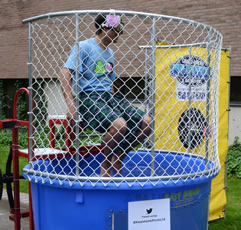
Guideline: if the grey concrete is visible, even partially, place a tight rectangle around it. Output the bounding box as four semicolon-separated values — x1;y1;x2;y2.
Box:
0;189;30;230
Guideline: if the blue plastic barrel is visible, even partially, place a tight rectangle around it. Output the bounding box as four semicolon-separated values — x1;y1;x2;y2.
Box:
23;151;216;230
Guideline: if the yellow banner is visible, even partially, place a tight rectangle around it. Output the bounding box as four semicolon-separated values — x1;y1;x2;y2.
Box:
154;45;229;220
209;49;229;221
155;46;216;154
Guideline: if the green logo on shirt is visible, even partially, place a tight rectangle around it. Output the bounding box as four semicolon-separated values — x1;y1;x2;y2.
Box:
94;61;106;74
94;61;113;74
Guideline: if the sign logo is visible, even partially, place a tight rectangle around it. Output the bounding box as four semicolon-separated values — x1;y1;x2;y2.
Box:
128;199;170;230
170;55;212;87
146;208;153;215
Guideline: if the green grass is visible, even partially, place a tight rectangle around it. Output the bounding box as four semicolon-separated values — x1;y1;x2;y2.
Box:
208;177;241;230
0;144;29;193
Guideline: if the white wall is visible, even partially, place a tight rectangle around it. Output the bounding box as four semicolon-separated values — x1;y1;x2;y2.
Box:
44;81;67;119
228;106;241;144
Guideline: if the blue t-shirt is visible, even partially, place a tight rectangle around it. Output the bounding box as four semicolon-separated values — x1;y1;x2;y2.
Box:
64;38;115;93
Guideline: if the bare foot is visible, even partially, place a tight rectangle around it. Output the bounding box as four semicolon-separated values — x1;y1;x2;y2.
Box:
100;169;112;177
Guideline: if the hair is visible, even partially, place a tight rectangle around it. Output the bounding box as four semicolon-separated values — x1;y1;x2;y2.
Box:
95;14;106;35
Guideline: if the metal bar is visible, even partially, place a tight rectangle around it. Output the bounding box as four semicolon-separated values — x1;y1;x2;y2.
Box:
23;164;212;183
188;47;192;154
211;43;222;167
205;35;212;168
143;47;149;149
150;18;156;176
27;23;33;163
12;129;21;230
75;14;80;176
144;48;148;115
224;45;232;219
22;149;218;182
139;42;209;49
22;10;220;35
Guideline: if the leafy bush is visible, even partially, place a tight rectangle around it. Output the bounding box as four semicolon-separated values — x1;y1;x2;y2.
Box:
0;125;76;149
0;127;29;148
227;136;241;178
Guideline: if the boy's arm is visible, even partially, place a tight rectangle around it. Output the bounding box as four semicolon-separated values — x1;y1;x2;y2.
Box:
59;67;76;126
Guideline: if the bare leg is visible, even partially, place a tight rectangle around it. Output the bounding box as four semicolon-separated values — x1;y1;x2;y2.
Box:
111;115;152;174
100;117;127;177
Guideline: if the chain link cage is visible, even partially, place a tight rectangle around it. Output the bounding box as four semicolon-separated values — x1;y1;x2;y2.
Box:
22;10;222;187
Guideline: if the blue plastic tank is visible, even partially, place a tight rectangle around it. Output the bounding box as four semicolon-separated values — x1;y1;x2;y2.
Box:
23;150;216;230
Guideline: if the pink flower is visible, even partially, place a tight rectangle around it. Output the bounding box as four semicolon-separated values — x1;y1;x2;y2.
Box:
105;15;120;28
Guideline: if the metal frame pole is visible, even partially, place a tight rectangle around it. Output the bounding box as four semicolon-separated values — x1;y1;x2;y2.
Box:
75;14;80;176
143;47;149;149
224;45;232;218
27;22;35;230
188;47;192;153
205;35;212;168
150;18;156;175
28;22;33;164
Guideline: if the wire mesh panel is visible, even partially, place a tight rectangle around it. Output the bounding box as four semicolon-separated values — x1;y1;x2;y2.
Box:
22;10;222;187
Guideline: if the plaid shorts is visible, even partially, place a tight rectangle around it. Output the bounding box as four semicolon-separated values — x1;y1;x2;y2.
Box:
79;91;145;153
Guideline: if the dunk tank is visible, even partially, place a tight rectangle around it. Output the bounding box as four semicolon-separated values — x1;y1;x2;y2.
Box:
22;10;222;230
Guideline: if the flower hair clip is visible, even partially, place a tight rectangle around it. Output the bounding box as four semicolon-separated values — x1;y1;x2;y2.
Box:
102;14;124;33
105;15;121;28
